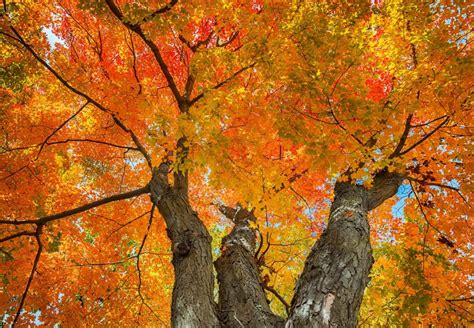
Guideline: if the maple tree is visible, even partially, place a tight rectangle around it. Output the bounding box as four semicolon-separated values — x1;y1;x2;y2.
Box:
0;0;472;327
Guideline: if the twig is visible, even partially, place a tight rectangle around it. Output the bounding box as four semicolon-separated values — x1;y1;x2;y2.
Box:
263;284;290;314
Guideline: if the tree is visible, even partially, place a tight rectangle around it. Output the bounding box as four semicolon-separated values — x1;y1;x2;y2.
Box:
0;0;472;327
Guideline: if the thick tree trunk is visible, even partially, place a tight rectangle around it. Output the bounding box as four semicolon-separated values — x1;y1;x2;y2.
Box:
149;160;402;328
286;171;403;328
150;165;219;328
286;182;372;327
215;206;284;328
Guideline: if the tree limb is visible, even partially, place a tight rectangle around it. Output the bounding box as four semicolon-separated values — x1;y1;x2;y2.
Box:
12;224;43;327
0;185;150;226
136;205;156;319
262;284;290;315
139;0;178;24
0;230;36;243
8;26;153;169
389;113;413;159
189;63;256;106
398;116;449;157
407;177;469;205
105;0;184;108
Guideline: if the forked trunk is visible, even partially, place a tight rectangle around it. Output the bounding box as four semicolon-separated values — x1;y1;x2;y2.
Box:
150;163;401;327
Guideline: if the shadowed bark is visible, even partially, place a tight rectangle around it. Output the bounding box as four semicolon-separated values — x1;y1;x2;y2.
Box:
286;172;403;328
150;164;219;327
215;205;285;328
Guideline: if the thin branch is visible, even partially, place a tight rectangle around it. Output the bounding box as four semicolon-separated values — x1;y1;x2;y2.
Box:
105;0;183;108
2;139;139;153
8;26;152;169
189;63;256;106
398;116;449;156
179;32;214;53
12;225;43;327
216;31;239;48
407;177;469;205
73;257;137;267
328;107;364;147
0;230;36;243
446;297;474;303
330;62;354;97
409;181;449;239
0;185;150;226
107;210;152;238
46;139;140;151
36;101;89;159
0;164;29;181
127;31;142;95
139;0;178;24
410;115;448;128
136;205;156;318
389;113;413;159
72;252;171;267
263;284;290;315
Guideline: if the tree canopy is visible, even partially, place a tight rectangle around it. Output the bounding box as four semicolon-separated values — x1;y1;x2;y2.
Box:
0;0;472;326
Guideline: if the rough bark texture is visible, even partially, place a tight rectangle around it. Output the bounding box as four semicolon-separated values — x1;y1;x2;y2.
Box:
215;206;285;328
148;161;402;327
150;166;219;328
286;172;403;328
286;182;373;328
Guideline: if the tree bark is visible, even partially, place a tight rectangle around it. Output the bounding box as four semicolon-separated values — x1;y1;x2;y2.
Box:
286;171;403;328
150;165;219;328
215;206;284;328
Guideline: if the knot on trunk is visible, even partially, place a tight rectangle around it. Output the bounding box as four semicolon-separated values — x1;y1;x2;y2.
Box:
149;162;170;204
172;230;194;257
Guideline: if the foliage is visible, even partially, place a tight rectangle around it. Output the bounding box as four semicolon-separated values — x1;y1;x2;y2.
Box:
0;0;472;326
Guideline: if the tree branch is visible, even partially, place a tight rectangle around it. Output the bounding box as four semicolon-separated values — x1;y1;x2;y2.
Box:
36;101;89;159
139;0;178;24
189;63;256;106
367;170;405;211
0;230;36;243
105;0;184;108
409;181;449;238
12;224;43;327
263;284;290;315
0;185;150;226
398;116;449;157
410;115;448;128
328;107;365;147
2;138;140;153
8;26;153;169
389;113;413;159
407;177;469;205
216;31;239;48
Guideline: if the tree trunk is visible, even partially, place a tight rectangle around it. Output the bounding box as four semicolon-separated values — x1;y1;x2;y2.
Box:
286;171;403;327
149;161;402;328
286;182;372;327
150;165;219;328
215;206;284;328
